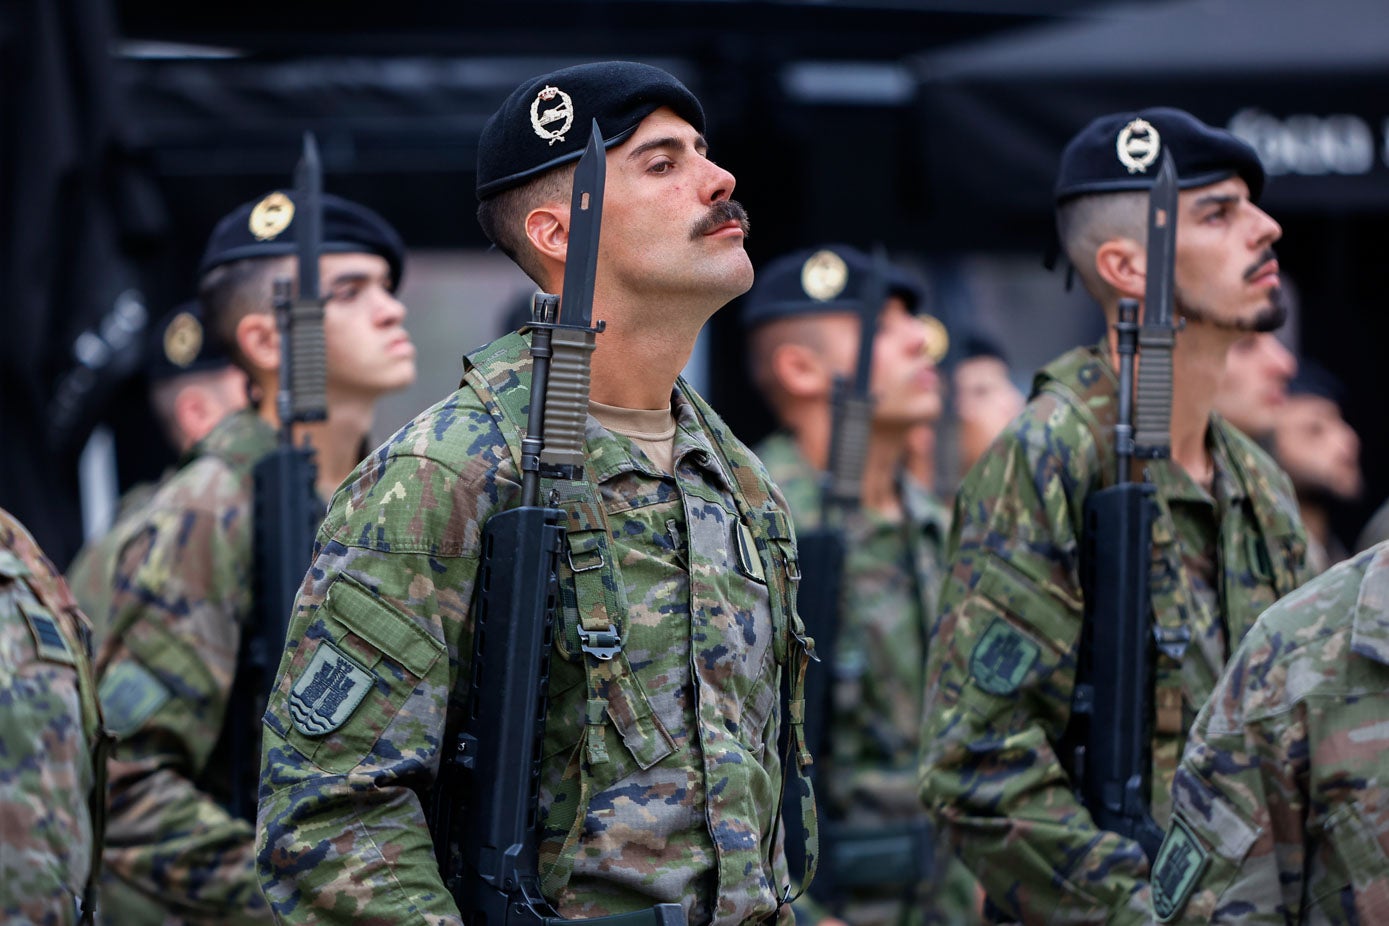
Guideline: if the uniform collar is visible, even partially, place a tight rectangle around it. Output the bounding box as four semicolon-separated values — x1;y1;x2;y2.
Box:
1350;544;1389;665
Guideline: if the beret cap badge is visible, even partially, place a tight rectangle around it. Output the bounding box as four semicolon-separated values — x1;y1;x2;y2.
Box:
163;310;204;368
1116;117;1161;174
530;85;575;146
249;192;295;241
801;250;849;302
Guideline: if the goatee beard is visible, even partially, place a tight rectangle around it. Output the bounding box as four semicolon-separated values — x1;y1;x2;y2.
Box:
1175;284;1288;334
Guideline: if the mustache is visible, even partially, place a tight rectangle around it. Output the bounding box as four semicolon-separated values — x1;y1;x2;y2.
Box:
690;199;751;240
1243;248;1278;281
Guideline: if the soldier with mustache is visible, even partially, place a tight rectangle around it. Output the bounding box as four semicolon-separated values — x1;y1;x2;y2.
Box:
257;61;814;925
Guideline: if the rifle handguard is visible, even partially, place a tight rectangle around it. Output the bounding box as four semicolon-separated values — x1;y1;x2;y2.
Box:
539;325;599;480
288;300;327;422
824;394;872;511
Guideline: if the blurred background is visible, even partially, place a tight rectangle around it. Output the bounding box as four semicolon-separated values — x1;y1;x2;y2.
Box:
4;0;1387;568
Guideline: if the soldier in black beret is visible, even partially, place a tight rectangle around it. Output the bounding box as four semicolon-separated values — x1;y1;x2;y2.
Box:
743;244;984;926
920;107;1313;926
257;60;819;926
87;185;416;924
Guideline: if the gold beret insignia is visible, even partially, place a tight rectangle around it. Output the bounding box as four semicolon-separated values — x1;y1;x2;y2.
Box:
163;311;203;368
800;249;849;302
919;313;950;363
249;192;295;241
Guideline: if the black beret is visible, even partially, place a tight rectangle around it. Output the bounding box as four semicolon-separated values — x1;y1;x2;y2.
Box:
198;190;406;291
146;300;235;383
477;61;705;200
741;245;925;329
1288;360;1346;406
1055;107;1265;204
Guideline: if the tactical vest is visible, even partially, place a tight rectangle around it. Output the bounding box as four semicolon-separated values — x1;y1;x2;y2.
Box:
1037;345;1306;817
1;534;110;925
461;331;819;901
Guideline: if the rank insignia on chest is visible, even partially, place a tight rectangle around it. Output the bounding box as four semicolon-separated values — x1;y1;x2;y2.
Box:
969;618;1040;696
288;640;374;737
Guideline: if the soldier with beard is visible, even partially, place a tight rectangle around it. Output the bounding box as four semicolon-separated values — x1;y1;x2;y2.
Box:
918;108;1312;925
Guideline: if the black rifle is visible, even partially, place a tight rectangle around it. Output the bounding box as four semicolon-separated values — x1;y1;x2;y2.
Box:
230;133;328;821
429;122;681;926
785;248;932;903
1068;150;1178;864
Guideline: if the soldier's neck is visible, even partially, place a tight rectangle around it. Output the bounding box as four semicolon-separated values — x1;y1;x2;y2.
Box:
795;415;907;521
258;391;377;500
588;324;698;409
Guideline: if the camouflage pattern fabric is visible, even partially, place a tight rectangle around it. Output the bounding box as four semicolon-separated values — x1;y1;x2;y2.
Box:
1160;541;1389;924
68;475;166;641
258;331;803;925
757;433;980;926
918;343;1311;926
92;409;277;923
0;507;104;925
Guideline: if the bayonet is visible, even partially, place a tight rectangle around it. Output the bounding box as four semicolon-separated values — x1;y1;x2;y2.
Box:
1133;150;1178;458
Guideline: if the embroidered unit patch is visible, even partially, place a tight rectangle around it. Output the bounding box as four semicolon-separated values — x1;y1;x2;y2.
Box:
1152;816;1210;922
969;618;1040;695
288;639;374;737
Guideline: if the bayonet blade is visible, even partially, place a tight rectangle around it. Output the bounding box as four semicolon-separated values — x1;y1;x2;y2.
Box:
558;120;606;328
294;132;322;303
1132;149;1178;458
851;246;888;397
1142;151;1177;331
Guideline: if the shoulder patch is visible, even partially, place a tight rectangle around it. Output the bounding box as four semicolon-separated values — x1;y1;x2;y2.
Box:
969;618;1040;695
1152;816;1210;922
20;602;76;666
288;639;374;737
99;661;172;737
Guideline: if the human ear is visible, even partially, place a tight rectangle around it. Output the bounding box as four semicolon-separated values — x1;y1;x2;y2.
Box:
235;312;279;378
1093;237;1146;300
525;204;571;264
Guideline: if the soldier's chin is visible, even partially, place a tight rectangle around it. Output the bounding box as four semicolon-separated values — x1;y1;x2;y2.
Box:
1248;298;1288;334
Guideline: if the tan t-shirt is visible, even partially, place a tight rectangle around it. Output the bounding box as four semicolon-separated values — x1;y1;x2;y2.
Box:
588;400;677;475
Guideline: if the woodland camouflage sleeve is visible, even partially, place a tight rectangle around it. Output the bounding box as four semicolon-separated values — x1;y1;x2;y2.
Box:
918;397;1153;926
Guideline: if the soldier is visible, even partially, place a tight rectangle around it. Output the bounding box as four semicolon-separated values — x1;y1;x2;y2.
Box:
949;331;1024;480
918;107;1312;925
1212;331;1297;441
1158;541;1389;923
257;60;809;924
92;192;415;922
0;506;106;925
743;245;979;926
1271;363;1362;574
67;300;247;635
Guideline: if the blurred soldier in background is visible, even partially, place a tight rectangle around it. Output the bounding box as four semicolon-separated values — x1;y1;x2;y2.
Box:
949;331;1025;481
1270;363;1363;574
0;507;107;925
1211;331;1296;442
66;300;247;636
1163;539;1389;923
90;191;414;922
919;108;1311;925
743;245;979;926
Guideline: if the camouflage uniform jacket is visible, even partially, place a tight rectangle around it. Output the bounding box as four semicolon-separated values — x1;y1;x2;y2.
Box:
1158;541;1389;924
0;507;106;925
93;409;277;923
69;472;171;640
757;434;982;926
918;343;1310;926
258;331;809;926
757;432;946;818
